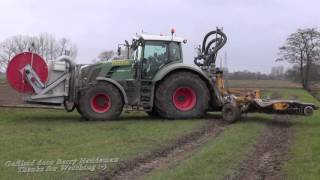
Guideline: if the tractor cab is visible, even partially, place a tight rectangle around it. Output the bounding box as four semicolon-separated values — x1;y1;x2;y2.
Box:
126;32;186;79
110;32;186;81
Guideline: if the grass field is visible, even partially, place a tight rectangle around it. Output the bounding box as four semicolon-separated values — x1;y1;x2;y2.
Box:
227;79;302;88
0;76;6;84
1;80;320;179
309;81;320;100
0;110;207;179
144;82;320;180
283;90;320;179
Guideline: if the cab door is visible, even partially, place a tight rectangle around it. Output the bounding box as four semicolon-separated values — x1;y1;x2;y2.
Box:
142;41;182;79
142;41;168;79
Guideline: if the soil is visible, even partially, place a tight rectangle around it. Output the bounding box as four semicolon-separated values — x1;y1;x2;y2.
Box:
88;119;228;180
0;81;63;109
270;91;282;99
0;83;24;105
225;115;293;180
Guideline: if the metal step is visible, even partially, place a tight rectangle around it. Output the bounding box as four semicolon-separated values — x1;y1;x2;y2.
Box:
140;80;154;110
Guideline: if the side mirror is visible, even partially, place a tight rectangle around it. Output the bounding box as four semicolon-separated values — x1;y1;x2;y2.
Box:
117;46;121;56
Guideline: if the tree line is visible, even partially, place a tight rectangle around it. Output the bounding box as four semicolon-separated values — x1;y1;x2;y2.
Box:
0;33;77;72
225;65;320;82
0;28;319;90
277;28;320;89
226;27;320;89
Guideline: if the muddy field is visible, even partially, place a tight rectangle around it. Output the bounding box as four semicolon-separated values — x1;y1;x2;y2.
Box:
108;120;227;180
95;116;294;180
0;79;318;180
0;80;24;105
225;116;293;180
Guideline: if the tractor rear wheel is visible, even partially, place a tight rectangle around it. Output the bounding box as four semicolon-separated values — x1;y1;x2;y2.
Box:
155;72;209;119
76;105;84;115
222;103;241;123
78;82;123;121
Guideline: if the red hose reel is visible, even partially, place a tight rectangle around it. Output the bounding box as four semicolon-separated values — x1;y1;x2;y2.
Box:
6;52;48;93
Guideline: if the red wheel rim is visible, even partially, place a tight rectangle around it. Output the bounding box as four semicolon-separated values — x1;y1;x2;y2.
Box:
172;87;197;111
90;93;111;113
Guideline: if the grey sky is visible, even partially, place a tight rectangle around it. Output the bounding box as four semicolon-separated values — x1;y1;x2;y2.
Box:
0;0;319;73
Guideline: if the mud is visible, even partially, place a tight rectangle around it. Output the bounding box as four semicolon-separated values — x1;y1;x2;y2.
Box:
225;115;293;180
88;119;228;180
0;84;24;105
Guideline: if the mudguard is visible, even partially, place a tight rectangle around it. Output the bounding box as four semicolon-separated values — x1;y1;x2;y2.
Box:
153;63;224;106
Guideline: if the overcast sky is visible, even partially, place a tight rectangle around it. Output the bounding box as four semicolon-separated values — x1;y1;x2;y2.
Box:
0;0;319;73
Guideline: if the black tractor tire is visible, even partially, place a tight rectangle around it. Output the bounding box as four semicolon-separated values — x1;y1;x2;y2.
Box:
222;103;241;123
78;82;124;121
76;105;82;115
145;107;160;118
155;71;209;119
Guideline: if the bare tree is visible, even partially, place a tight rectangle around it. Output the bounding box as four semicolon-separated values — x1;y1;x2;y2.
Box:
0;33;77;72
277;28;320;89
98;50;115;62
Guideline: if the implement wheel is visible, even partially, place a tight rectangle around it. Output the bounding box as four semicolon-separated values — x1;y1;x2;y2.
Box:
78;82;123;121
222;103;241;123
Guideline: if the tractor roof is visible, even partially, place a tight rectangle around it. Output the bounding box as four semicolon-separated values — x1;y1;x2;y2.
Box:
136;33;185;43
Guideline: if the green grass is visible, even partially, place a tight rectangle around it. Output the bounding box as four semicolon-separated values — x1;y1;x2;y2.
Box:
144;114;268;180
0;76;6;84
282;89;320;180
0;109;207;180
228;80;301;89
2;80;320;180
309;81;320;100
257;87;320;180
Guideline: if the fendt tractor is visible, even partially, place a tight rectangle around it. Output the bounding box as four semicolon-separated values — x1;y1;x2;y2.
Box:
5;28;318;122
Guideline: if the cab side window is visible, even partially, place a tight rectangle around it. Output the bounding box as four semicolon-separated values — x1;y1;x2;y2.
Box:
168;42;181;61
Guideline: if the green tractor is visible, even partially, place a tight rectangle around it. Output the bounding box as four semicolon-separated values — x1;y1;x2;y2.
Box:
76;30;223;120
6;28;317;122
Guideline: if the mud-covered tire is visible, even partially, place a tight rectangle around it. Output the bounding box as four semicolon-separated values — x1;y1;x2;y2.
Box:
155;71;209;119
78;82;123;121
222;103;241;123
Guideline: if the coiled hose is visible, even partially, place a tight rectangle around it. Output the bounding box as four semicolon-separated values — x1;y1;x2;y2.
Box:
194;29;227;67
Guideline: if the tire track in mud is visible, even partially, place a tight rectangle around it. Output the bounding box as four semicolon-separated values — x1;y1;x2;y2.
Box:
225;115;293;180
89;119;228;180
0;84;24;105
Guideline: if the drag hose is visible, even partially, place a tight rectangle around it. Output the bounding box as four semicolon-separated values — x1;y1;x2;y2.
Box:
194;29;227;67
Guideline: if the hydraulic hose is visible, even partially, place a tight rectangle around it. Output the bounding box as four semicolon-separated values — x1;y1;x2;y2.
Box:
194;29;227;67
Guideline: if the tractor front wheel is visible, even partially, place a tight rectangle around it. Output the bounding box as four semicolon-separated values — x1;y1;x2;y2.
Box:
78;82;123;121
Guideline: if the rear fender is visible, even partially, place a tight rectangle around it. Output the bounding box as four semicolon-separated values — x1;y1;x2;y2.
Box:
153;63;224;107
